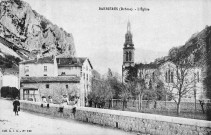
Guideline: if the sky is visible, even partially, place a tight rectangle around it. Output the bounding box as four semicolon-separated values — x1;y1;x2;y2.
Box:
24;0;211;75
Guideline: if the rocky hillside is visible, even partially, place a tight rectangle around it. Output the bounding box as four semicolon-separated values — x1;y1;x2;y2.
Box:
0;0;76;59
154;25;211;66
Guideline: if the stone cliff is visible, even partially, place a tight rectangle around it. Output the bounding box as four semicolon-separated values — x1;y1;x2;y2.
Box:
0;0;76;59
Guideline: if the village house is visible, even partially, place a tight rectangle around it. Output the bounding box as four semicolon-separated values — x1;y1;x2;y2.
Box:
19;54;93;107
0;67;19;89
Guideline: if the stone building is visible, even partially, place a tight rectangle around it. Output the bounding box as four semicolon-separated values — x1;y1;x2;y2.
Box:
19;54;93;106
135;60;205;101
122;22;207;101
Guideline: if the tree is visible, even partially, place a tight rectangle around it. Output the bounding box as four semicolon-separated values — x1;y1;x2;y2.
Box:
133;78;150;111
119;82;134;111
67;86;79;102
89;78;113;108
165;50;198;115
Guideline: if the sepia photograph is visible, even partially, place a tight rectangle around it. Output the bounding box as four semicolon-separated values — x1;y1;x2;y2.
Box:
0;0;211;134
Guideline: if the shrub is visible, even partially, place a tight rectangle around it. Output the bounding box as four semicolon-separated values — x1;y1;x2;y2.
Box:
1;86;19;99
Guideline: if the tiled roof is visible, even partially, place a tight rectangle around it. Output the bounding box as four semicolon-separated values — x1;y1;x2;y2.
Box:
56;53;75;58
57;57;86;66
19;56;54;64
56;53;93;69
20;76;80;83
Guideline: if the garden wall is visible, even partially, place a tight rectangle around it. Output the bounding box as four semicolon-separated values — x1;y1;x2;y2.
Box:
20;100;211;135
110;100;211;112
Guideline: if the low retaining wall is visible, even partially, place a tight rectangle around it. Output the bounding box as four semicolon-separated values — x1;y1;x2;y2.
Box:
20;100;211;135
20;100;75;119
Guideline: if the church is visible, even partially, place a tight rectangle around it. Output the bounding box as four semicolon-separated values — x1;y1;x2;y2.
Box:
122;22;207;101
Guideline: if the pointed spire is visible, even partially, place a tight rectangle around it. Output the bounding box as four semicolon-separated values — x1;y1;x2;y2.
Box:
127;20;131;33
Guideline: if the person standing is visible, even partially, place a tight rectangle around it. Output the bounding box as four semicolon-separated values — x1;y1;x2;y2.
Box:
58;95;69;113
62;95;69;106
48;96;53;103
13;97;20;116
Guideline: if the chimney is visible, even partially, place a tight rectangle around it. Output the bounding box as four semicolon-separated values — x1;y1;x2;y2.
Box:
34;50;41;63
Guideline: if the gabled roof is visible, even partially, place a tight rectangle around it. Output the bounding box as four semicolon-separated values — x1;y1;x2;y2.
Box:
20;76;80;83
19;56;54;64
56;54;93;69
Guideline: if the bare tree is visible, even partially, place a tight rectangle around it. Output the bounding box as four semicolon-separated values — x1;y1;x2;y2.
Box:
161;60;198;115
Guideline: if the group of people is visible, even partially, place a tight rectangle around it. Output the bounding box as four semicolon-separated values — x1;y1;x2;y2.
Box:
42;96;53;104
12;95;79;115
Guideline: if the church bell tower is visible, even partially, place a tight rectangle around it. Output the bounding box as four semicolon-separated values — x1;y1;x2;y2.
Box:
122;21;135;82
123;21;135;68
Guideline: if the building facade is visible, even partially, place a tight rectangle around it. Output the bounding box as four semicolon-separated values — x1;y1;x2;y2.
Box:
19;54;93;106
136;60;205;101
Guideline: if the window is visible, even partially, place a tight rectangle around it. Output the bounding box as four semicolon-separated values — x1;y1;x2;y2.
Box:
165;71;168;83
129;52;132;61
66;85;68;88
87;74;88;81
168;69;170;83
126;52;129;61
83;73;85;80
80;68;82;77
61;72;65;75
56;58;60;64
197;71;200;82
170;72;174;83
152;72;155;82
46;84;49;88
23;89;39;101
44;66;47;72
44;74;47;76
165;70;174;83
24;66;29;75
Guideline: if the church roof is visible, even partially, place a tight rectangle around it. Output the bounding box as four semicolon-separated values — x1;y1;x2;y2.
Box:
124;21;134;47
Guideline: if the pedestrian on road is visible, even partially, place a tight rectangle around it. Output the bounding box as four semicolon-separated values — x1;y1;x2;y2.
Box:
13;97;20;116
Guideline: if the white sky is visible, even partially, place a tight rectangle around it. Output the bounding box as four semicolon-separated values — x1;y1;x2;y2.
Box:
24;0;211;74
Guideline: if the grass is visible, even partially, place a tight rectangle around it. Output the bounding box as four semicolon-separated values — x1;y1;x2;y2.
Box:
100;102;209;120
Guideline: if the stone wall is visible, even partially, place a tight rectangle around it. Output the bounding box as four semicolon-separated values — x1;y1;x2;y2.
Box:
20;100;211;135
20;100;75;119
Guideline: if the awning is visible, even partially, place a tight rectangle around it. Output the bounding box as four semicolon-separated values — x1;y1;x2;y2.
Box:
22;87;38;90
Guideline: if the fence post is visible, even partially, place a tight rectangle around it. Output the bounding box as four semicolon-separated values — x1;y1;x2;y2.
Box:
111;99;113;108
